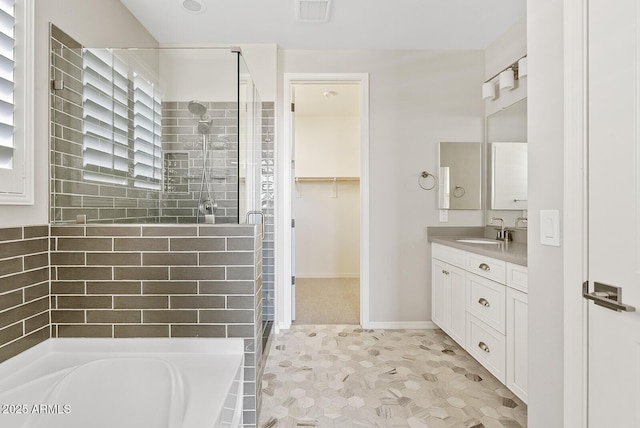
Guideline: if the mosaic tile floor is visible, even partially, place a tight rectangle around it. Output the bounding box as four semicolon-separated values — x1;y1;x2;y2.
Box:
259;325;527;428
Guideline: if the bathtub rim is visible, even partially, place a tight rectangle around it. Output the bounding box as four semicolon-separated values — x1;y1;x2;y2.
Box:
0;337;244;380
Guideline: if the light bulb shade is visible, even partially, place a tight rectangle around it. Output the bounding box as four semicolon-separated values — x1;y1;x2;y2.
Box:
518;57;528;78
482;81;496;99
499;68;515;90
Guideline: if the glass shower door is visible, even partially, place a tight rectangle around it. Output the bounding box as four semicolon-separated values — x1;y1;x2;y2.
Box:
238;55;263;227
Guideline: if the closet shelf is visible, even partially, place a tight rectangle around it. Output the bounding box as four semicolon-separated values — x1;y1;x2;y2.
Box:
295;176;360;182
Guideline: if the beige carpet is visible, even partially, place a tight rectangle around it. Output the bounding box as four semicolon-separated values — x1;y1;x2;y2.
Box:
294;277;359;324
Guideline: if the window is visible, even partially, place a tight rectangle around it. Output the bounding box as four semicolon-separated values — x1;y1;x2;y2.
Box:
133;73;162;190
0;0;33;204
82;48;129;185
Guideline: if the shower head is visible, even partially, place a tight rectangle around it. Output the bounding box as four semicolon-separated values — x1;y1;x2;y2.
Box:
188;100;207;116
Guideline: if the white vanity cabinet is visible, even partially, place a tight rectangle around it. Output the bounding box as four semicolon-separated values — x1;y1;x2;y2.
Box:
431;242;528;402
432;245;466;346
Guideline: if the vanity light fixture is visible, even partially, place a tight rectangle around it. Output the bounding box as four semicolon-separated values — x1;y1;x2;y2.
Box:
482;82;496;100
178;0;207;14
518;56;528;78
482;54;527;100
499;68;515;90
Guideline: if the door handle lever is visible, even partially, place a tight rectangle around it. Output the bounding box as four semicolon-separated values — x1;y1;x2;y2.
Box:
583;281;636;312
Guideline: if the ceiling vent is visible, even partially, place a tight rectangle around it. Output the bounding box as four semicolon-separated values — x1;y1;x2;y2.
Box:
296;0;331;22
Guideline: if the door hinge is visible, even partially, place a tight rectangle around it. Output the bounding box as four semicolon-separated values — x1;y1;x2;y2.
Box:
291;102;295;112
291;219;295;228
291;276;296;285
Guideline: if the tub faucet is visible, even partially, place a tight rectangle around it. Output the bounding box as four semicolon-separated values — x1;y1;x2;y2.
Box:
490;217;506;240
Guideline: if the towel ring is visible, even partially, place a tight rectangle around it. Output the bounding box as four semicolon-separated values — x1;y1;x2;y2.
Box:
418;171;437;191
453;185;466;198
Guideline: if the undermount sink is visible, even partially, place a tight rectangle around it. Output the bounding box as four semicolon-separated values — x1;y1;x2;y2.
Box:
455;238;501;245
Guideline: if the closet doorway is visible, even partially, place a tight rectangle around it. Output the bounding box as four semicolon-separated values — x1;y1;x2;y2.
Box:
291;82;362;325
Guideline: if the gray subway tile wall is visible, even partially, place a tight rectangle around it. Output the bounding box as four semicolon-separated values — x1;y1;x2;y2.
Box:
49;224;263;425
50;24;162;224
0;226;51;363
0;223;266;426
51;25;243;225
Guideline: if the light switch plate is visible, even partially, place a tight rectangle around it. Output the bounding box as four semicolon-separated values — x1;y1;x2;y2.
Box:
540;209;560;246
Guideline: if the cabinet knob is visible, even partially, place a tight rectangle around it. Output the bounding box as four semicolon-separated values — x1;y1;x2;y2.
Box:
478;263;491;271
478;342;490;353
478;298;490;307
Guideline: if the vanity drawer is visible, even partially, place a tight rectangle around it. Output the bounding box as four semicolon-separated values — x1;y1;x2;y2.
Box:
432;243;467;268
466;273;506;333
467;314;506;383
506;263;528;293
466;253;506;283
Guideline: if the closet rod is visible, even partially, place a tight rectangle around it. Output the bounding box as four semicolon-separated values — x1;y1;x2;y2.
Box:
295;177;360;182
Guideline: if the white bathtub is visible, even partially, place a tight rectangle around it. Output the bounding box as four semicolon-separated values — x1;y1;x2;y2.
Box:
0;338;244;428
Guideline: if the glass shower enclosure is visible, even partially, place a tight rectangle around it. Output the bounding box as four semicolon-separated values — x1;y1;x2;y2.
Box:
50;46;263;225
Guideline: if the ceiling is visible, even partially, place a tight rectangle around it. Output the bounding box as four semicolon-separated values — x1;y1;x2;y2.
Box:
119;0;526;50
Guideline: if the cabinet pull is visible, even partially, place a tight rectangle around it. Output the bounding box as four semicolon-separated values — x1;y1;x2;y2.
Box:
478;342;490;353
442;270;449;275
478;263;491;271
478;298;490;307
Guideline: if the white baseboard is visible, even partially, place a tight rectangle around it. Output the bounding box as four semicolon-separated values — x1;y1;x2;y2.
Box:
360;321;439;330
278;321;438;331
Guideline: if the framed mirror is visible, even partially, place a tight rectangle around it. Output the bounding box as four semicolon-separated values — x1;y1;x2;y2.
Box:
487;99;527;211
438;142;482;210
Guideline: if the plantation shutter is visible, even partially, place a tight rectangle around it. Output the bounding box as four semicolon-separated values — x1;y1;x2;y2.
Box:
133;73;162;189
82;48;129;185
0;0;15;170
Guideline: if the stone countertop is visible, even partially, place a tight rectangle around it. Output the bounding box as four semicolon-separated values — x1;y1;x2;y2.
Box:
429;236;527;266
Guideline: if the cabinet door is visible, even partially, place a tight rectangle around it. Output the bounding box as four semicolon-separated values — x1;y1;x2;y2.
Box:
506;287;528;402
448;264;466;346
432;259;451;333
432;259;465;346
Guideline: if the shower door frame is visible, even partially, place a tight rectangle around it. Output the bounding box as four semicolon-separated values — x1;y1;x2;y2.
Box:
278;73;370;329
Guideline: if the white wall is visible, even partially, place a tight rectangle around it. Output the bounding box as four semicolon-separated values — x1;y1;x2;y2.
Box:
295;116;360;177
0;0;158;227
294;182;360;277
279;49;485;324
527;0;565;426
158;43;278;103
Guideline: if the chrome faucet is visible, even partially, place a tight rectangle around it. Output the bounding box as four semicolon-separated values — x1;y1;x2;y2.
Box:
490;217;506;241
516;217;528;229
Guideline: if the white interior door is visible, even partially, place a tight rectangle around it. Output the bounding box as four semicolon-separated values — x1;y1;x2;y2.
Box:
587;0;640;425
290;86;296;321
